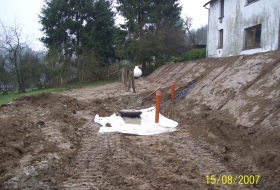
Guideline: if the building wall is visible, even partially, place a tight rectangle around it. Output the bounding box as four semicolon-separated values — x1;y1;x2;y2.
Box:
207;0;280;57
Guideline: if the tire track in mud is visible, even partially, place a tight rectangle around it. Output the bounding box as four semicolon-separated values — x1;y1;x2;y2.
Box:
61;111;256;190
114;131;256;190
61;112;112;190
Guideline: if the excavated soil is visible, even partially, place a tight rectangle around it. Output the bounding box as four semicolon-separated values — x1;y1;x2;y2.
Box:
0;50;279;189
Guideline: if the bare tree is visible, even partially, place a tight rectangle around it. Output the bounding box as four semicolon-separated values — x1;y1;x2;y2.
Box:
0;20;29;93
182;16;196;45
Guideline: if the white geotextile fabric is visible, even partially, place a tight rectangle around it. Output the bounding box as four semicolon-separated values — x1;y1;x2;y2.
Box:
94;107;178;135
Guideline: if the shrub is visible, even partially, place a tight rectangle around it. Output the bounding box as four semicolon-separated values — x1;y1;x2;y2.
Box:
169;48;206;63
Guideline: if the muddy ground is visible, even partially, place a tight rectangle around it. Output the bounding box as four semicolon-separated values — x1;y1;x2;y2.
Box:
0;50;279;190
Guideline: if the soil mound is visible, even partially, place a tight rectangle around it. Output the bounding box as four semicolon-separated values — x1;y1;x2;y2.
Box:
0;93;87;189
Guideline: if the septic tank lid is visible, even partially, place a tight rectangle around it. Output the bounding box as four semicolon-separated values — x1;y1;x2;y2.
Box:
119;109;142;118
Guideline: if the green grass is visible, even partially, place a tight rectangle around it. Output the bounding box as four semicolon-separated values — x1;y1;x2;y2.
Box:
0;80;116;106
0;87;66;106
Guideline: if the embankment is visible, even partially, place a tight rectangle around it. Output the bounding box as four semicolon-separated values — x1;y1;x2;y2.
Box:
147;50;280;189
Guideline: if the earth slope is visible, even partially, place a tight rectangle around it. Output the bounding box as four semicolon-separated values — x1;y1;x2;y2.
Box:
149;50;280;189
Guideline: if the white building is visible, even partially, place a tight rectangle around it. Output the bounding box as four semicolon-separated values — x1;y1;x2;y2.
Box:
204;0;280;57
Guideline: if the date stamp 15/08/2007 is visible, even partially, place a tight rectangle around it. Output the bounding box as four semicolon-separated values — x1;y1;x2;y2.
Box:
206;175;260;185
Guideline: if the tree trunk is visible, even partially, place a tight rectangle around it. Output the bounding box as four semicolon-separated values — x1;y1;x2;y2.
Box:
3;81;8;94
60;76;63;87
11;53;21;93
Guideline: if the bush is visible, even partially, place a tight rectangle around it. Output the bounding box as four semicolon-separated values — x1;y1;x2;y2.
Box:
199;48;206;59
168;56;178;63
169;48;206;63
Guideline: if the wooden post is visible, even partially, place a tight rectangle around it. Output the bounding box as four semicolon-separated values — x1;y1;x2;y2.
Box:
131;68;136;93
125;67;128;86
124;67;127;84
121;68;125;83
126;67;129;87
122;66;136;93
127;68;131;89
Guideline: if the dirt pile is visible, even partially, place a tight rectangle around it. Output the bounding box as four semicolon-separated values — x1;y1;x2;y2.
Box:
0;93;87;189
148;50;280;189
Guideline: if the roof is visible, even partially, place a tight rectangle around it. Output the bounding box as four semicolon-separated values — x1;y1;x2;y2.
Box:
203;0;217;7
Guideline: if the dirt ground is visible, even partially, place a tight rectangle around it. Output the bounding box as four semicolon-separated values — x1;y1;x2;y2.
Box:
0;50;279;189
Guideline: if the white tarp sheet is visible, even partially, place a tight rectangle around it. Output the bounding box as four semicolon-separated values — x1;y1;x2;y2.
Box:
94;107;178;135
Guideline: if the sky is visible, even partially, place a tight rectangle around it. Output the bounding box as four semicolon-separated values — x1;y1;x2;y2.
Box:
0;0;208;51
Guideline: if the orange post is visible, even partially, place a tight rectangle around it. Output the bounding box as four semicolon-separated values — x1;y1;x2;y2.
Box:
155;91;161;123
171;82;175;101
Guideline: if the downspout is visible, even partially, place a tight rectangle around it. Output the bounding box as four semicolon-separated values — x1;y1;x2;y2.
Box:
204;5;210;58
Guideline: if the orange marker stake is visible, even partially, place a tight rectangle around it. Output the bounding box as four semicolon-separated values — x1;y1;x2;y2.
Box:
155;91;161;123
171;82;175;101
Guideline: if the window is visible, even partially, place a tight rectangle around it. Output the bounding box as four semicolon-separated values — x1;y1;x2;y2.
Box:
248;0;255;3
245;25;261;49
218;29;223;48
246;0;259;5
220;0;224;17
219;0;224;23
